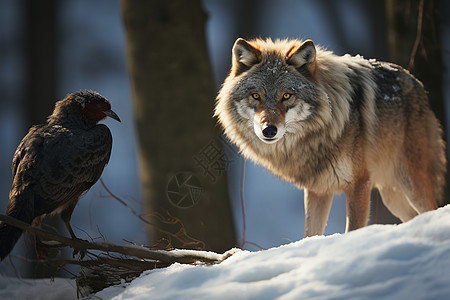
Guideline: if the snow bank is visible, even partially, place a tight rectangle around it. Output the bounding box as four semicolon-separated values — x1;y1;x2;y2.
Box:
96;205;450;300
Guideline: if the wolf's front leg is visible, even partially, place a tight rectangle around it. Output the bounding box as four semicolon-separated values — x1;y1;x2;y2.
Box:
344;178;371;232
304;189;333;237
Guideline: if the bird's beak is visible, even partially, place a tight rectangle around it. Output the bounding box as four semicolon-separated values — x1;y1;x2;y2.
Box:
104;109;121;122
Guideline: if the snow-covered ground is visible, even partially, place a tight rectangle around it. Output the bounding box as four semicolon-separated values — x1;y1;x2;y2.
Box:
0;276;77;300
3;205;449;300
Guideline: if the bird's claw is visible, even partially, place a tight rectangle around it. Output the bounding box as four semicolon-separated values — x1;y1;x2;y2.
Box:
71;237;89;259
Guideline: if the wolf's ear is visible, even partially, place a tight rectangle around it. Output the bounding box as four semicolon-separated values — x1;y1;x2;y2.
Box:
231;38;262;76
286;40;316;77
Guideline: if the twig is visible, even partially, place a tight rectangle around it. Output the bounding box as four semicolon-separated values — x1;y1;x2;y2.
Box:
240;158;247;249
244;241;265;250
99;178;205;249
65;256;170;271
238;159;265;250
408;0;425;71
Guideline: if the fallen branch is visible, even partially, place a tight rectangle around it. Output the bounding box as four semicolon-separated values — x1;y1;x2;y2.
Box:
0;214;228;264
0;214;237;296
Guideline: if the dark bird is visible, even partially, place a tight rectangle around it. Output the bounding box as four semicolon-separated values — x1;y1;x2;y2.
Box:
0;90;120;260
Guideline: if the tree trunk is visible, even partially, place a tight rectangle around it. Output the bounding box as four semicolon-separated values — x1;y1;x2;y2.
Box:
26;0;56;128
25;0;59;278
121;0;236;252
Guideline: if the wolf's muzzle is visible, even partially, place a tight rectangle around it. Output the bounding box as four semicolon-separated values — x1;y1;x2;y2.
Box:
254;120;286;144
262;124;278;139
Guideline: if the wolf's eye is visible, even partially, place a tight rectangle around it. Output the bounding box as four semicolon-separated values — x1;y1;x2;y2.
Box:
251;93;261;101
282;93;293;101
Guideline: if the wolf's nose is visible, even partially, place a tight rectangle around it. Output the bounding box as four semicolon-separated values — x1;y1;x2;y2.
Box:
262;124;278;138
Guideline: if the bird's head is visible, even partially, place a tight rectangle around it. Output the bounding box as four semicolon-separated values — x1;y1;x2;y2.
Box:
69;90;121;124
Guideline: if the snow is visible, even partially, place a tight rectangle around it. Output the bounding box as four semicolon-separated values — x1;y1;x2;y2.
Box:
1;205;450;299
94;205;449;300
0;276;77;300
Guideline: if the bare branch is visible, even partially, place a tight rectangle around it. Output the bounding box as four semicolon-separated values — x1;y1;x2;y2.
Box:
0;214;230;264
408;0;425;71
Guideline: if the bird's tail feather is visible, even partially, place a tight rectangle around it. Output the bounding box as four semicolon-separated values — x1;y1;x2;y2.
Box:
0;187;34;260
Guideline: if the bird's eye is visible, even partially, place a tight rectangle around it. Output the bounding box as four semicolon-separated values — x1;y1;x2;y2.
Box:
251;93;261;101
282;93;292;101
96;103;102;109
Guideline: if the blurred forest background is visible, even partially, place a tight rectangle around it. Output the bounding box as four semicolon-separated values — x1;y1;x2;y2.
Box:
0;0;449;278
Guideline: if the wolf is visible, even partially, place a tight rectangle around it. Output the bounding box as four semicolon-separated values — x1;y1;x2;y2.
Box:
215;37;446;237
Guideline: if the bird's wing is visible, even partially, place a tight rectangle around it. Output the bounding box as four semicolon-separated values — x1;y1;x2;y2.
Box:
35;124;113;206
11;125;45;180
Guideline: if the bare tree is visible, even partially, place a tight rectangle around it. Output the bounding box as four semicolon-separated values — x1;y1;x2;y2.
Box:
121;0;236;252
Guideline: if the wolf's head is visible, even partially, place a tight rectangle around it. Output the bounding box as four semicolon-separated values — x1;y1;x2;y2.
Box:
216;38;332;146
